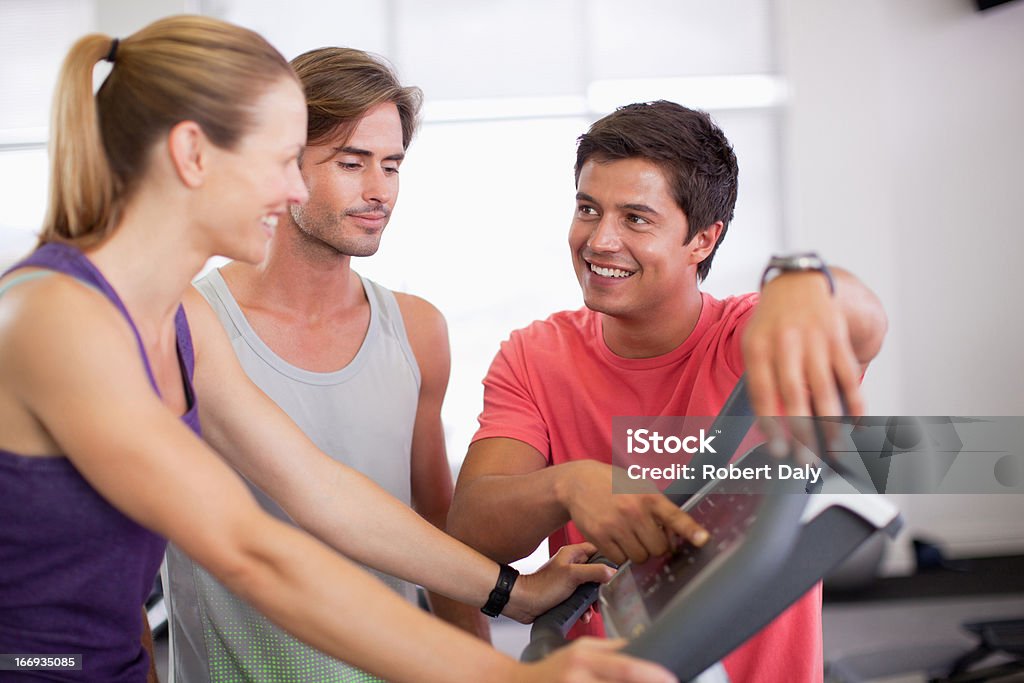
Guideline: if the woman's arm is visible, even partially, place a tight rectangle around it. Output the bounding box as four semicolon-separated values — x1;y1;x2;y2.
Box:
2;278;669;683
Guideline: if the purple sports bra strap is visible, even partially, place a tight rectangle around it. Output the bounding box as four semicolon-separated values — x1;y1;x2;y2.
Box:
4;243;196;404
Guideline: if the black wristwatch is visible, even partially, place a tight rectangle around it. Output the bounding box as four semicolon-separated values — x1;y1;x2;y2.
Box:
480;564;519;617
760;252;835;295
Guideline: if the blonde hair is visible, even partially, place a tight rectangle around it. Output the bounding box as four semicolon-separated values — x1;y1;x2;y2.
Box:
41;15;295;248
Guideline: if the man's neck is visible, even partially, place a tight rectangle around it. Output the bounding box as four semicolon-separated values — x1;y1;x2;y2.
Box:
217;223;373;373
599;288;704;359
224;226;365;324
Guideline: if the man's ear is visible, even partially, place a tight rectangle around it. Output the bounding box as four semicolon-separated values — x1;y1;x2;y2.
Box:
687;221;724;264
166;120;208;188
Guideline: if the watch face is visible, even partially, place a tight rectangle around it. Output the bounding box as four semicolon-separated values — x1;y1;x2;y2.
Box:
771;252;823;270
762;252;834;294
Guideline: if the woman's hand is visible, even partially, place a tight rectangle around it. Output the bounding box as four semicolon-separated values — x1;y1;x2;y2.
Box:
519;638;676;683
502;542;614;624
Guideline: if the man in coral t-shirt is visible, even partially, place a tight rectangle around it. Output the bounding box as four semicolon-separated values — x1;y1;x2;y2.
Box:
447;101;888;682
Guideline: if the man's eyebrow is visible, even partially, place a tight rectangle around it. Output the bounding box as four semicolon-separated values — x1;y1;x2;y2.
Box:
620;203;660;216
576;192;660;216
331;146;406;162
335;146;370;157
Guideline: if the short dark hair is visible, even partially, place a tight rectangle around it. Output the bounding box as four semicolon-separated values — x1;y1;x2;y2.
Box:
290;47;423;150
574;101;739;281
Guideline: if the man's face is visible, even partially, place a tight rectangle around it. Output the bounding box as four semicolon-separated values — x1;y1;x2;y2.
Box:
569;157;700;319
289;101;404;257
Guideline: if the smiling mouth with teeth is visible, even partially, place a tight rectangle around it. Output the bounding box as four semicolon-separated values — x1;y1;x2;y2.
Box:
589;262;635;279
260;214;279;231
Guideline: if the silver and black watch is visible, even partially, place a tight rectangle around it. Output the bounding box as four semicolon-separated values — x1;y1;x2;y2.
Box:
760;252;835;295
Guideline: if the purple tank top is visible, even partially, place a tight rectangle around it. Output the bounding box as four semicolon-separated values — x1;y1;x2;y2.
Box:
0;243;201;682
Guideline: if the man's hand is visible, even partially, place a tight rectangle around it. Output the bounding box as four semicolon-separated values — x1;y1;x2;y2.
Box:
742;270;863;420
742;267;887;462
556;460;708;565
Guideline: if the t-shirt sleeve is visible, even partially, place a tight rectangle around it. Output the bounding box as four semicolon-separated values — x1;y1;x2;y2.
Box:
471;333;551;460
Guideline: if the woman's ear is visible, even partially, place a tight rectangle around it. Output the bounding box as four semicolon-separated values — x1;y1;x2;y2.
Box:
166;120;208;188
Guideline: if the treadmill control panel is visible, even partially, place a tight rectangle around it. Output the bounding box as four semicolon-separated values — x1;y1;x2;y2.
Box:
600;480;765;639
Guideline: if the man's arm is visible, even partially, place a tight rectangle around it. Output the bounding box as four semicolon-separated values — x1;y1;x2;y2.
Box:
450;437;569;563
396;293;490;641
449;328;707;567
743;265;888;418
450;438;707;566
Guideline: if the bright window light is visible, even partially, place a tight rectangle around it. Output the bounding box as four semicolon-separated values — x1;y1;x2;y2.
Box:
588;75;789;113
422;95;589;123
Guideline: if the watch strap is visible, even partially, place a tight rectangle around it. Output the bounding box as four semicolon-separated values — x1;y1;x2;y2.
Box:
760;252;835;295
480;564;519;618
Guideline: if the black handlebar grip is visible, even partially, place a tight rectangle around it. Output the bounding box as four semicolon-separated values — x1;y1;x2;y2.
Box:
520;556;618;663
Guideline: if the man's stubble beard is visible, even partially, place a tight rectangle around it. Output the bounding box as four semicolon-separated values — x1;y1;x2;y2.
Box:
289;203;384;258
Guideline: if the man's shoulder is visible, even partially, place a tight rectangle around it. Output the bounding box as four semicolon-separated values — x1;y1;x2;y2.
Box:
191;267;222;298
382;286;447;344
192;262;249;307
390;289;443;321
506;306;595;347
703;291;759;327
190;266;237;321
372;284;449;382
359;276;430;313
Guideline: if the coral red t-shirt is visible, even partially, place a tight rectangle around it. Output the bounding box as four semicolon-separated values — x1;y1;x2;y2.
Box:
473;292;822;682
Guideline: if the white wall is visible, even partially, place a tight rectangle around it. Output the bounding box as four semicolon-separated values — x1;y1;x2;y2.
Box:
778;0;1024;569
0;0;188;263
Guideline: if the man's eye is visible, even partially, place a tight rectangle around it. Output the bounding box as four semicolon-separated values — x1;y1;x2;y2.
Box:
627;214;649;225
384;165;400;175
338;162;362;170
577;205;597;215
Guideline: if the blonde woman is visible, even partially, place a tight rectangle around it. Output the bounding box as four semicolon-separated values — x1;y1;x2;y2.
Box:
0;16;675;683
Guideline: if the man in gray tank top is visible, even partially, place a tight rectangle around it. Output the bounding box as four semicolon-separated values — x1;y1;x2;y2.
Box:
163;48;489;683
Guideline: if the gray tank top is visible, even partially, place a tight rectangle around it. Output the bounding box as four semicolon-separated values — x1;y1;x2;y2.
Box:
164;268;421;682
